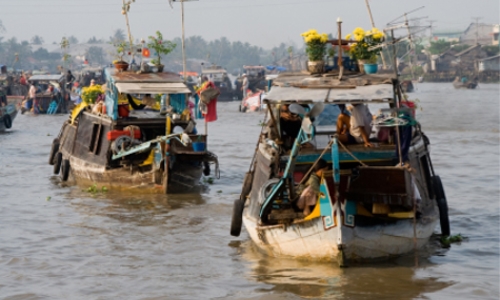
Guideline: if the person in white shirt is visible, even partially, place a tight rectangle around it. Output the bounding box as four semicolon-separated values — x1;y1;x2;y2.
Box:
349;103;373;147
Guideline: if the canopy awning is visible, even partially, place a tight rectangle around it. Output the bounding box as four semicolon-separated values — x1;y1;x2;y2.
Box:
29;74;65;82
264;84;394;103
114;82;191;95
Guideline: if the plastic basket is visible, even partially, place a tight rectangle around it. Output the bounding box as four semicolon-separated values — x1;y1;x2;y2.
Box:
192;142;206;152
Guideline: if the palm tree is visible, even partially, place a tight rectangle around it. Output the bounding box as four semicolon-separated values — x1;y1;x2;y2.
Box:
110;29;126;44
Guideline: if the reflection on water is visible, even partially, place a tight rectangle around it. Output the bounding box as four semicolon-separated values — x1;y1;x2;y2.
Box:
239;239;452;299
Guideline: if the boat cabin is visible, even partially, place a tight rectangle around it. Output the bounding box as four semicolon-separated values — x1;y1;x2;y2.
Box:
52;68;218;193
247;72;438;228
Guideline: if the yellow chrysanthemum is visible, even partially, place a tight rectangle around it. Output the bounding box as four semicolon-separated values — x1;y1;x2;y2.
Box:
345;33;352;40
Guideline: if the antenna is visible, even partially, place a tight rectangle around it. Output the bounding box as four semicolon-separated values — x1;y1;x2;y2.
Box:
387;6;425;25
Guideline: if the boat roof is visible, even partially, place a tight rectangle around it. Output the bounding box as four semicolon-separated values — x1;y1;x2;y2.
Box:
264;73;396;104
243;65;266;70
29;74;65;82
201;69;227;74
108;69;191;94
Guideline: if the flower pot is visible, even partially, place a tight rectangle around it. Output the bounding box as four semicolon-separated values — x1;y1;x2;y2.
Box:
307;60;325;74
363;63;378;74
156;64;164;73
357;60;366;74
118;103;129;118
114;61;129;71
192;142;206;152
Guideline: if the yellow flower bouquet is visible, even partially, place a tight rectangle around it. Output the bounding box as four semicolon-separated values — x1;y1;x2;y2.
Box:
301;29;329;61
345;27;384;63
81;84;104;104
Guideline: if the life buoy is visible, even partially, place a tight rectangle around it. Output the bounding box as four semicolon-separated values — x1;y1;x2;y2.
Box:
48;138;60;165
53;152;62;175
230;199;245;237
61;159;70;181
433;175;450;236
3;114;12;129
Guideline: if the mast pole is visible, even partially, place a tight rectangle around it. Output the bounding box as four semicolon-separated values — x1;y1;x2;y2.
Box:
181;0;187;83
364;0;387;69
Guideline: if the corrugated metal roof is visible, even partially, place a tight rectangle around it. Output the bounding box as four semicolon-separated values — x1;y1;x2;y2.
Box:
115;82;191;94
28;74;65;81
264;73;395;103
110;70;183;83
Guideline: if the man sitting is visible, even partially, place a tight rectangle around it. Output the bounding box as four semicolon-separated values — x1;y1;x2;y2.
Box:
350;103;374;147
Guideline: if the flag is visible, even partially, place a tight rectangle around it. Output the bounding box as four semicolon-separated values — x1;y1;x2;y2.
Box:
142;48;150;58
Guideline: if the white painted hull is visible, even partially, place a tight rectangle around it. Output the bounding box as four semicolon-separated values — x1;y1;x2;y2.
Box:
243;205;439;262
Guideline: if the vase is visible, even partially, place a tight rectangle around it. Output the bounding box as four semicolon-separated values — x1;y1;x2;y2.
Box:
307;60;325;74
363;63;378;74
357;59;366;74
114;61;129;71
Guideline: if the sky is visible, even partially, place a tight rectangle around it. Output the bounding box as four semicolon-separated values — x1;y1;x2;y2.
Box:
0;0;498;49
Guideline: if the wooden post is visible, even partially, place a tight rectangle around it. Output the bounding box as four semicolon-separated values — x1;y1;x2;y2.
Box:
337;18;343;79
364;0;387;69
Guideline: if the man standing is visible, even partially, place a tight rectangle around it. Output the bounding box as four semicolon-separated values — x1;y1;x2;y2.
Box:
241;74;249;99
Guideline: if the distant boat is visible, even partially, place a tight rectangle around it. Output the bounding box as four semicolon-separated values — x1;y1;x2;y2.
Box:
401;80;414;93
453;77;478;89
0;96;20;131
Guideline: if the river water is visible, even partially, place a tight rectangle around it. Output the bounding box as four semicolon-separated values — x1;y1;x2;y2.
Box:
0;83;498;299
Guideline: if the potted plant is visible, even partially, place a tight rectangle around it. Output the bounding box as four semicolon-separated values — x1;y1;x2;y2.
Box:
147;31;176;72
345;27;384;74
113;40;129;71
301;29;328;74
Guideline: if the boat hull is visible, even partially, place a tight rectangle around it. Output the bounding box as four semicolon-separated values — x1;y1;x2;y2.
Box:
243;203;438;262
60;148;205;193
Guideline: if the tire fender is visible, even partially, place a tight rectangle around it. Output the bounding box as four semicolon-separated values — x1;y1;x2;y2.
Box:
61;159;70;181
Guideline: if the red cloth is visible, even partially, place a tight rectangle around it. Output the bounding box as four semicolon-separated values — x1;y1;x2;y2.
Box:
197;81;218;122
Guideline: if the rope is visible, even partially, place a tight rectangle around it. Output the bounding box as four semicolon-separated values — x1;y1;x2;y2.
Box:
124;125;140;140
299;138;335;185
337;139;368;167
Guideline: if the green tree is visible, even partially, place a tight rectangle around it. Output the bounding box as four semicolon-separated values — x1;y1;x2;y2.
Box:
483;45;500;57
110;29;126;43
86;46;104;65
428;39;452;55
31;35;44;45
87;36;103;44
33;48;50;60
68;35;79;45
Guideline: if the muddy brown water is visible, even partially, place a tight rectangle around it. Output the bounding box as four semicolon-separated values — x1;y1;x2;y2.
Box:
0;83;498;299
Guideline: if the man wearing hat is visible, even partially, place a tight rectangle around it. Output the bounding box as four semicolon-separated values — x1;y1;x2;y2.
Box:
241;73;249;99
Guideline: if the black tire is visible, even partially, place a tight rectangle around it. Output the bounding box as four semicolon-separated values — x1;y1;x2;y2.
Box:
53;152;62;175
61;159;70;181
203;161;210;176
230;199;245;237
433;175;450;236
3;114;12;129
48;138;60;165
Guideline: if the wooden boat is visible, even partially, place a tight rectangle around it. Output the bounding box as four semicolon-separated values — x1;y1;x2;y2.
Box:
230;72;449;265
401;80;414;93
453;77;478;89
0;96;20;131
48;68;219;193
200;64;235;101
25;74;70;114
